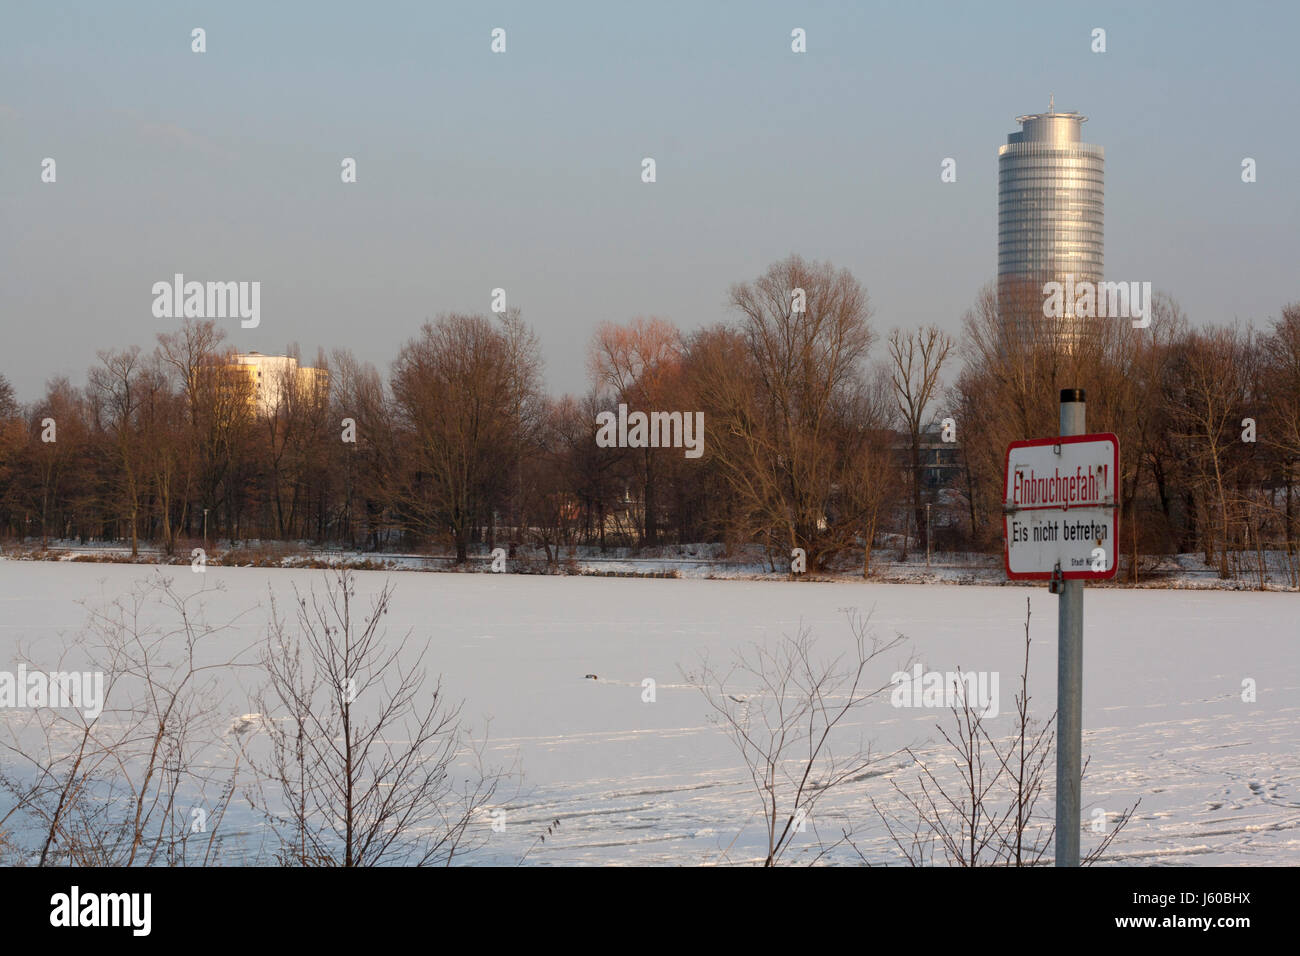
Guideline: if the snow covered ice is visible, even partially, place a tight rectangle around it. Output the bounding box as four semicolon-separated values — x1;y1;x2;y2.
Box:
0;562;1295;865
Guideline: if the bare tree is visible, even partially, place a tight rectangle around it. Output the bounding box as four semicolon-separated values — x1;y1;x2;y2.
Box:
887;326;953;558
826;363;897;576
391;315;541;562
695;255;876;570
1259;304;1300;567
329;349;396;550
155;319;254;545
498;307;547;547
588;317;684;546
89;347;146;555
1166;326;1250;575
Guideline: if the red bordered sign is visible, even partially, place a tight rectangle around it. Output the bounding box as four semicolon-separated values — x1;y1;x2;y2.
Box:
1003;433;1120;581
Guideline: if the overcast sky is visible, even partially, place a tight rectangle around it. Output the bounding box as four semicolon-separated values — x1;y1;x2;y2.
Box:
2;0;1297;402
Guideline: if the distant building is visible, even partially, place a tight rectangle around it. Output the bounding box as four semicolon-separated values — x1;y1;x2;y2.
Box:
229;352;328;415
918;426;961;489
998;103;1104;345
893;424;963;490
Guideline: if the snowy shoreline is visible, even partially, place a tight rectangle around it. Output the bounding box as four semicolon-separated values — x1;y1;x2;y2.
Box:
2;542;1294;592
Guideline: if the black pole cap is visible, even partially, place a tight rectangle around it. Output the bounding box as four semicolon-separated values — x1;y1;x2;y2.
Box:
1060;388;1086;404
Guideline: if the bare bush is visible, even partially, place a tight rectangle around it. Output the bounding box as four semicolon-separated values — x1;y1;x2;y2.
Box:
246;568;510;866
871;598;1137;865
685;611;905;865
0;572;255;865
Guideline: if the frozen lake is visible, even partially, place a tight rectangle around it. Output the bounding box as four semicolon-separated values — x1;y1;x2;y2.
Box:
1;562;1296;865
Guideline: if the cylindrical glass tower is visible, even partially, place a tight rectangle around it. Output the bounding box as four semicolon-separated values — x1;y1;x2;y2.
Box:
997;110;1104;343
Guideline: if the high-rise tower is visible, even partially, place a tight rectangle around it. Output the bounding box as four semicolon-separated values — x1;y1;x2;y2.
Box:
997;106;1104;343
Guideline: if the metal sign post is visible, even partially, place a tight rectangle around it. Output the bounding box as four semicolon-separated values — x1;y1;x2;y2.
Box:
1002;388;1119;867
1055;388;1085;867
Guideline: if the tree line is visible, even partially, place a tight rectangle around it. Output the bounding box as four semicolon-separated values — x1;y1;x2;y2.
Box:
1;255;1296;581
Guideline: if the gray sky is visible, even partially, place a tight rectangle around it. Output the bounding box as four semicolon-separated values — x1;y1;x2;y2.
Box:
2;0;1297;401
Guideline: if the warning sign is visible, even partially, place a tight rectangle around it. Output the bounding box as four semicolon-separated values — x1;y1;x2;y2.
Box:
1003;433;1119;580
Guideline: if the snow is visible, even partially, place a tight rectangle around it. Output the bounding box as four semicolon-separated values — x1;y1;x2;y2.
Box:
0;561;1295;865
9;539;1298;590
